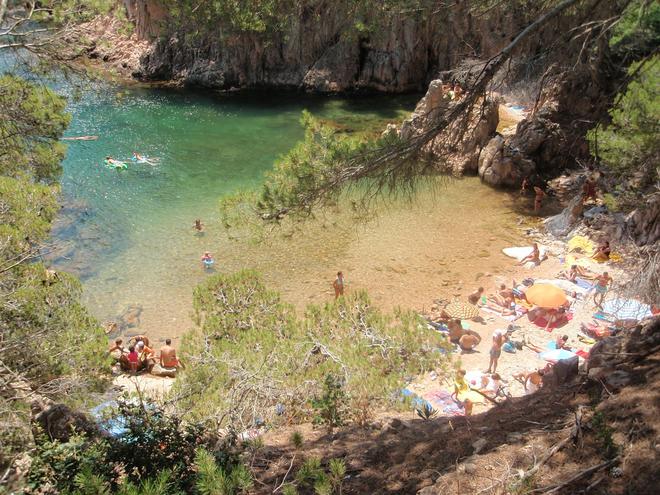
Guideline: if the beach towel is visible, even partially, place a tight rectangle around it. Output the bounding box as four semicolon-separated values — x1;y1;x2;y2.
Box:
540;348;576;362
567;235;595;255
502;246;548;262
602;298;652;321
574;277;593;290
533;312;573;331
575;349;590;359
480;306;520;321
400;388;434;411
424;390;465;416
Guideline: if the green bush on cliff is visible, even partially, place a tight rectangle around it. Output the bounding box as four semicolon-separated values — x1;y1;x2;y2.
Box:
27;400;252;494
160;0;440;34
588;55;659;185
0;75;107;475
171;269;449;428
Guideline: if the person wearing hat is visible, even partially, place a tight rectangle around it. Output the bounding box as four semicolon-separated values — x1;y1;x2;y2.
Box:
487;329;506;374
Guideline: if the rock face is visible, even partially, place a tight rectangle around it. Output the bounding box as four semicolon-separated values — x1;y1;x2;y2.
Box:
398;79;500;176
625;192;660;246
126;1;531;92
588;317;660;390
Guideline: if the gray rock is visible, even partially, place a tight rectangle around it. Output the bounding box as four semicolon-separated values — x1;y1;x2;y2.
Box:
472;437;488;454
604;370;633;389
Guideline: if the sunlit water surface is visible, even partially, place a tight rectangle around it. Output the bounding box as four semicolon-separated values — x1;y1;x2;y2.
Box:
46;85;522;343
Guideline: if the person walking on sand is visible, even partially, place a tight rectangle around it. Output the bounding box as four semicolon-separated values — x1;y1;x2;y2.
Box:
534;186;546;213
593;271;612;309
487;329;505;374
333;271;345;299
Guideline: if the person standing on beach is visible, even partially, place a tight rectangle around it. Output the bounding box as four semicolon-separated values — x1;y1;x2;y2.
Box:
487;329;505;374
534;186;546;213
333;271;345;299
593;271;612;309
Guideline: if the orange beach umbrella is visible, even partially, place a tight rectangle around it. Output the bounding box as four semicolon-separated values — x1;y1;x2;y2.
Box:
525;284;567;309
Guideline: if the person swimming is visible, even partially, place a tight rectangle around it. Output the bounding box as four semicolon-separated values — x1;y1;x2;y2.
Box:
193;219;205;232
105;156;127;169
201;251;214;269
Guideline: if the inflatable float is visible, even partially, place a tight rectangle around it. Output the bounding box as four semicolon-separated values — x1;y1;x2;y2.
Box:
104;159;128;170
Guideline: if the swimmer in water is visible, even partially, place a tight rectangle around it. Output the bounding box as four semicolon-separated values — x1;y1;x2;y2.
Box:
132;151;144;161
193;219;205;232
201;251;214;269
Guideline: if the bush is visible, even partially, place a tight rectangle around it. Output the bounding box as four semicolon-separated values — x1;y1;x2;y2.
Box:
588;55;659;186
173;270;450;429
311;374;348;428
25;399;250;494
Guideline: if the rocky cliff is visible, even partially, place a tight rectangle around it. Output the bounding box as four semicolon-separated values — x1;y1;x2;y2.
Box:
121;0;529;92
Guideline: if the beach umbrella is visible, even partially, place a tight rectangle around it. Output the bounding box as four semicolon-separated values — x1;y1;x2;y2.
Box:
540;348;576;362
602;298;652;321
444;300;480;319
525;284;567;309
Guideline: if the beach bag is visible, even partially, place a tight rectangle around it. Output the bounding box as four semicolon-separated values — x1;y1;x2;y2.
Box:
503;341;516;353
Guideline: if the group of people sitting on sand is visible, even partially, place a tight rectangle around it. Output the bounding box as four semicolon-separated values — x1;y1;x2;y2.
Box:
108;335;183;375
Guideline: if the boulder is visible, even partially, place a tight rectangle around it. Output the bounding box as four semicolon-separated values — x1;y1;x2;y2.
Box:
151;363;177;378
31;399;98;442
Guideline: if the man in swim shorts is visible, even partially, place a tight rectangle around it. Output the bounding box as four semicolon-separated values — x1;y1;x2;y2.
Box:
593;271;612;309
159;338;181;369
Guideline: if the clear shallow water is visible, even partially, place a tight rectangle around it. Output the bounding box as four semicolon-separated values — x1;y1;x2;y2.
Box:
43;83;523;343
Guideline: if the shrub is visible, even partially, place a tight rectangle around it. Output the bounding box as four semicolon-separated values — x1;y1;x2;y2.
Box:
173;270;450;429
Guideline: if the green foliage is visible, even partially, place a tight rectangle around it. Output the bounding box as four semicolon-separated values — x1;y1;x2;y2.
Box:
609;0;660;54
195;448;253;495
311;374;347;428
174;270;449;429
27;399;250;494
160;0;440;35
295;457;346;495
588;56;659;185
282;485;299;495
0;75;108;474
591;411;619;460
219;110;406;228
290;430;304;449
328;458;346;492
0;75;70;182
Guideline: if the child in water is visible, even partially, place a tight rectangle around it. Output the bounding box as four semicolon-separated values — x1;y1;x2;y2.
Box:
201;251;214;269
193;219;205;232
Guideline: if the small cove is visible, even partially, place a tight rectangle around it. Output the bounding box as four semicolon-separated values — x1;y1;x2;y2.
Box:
48;84;524;342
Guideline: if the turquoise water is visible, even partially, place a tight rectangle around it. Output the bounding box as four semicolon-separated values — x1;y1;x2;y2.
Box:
49;85;432;337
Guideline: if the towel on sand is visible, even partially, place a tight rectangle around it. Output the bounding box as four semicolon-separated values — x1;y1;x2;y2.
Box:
502;246;548;262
